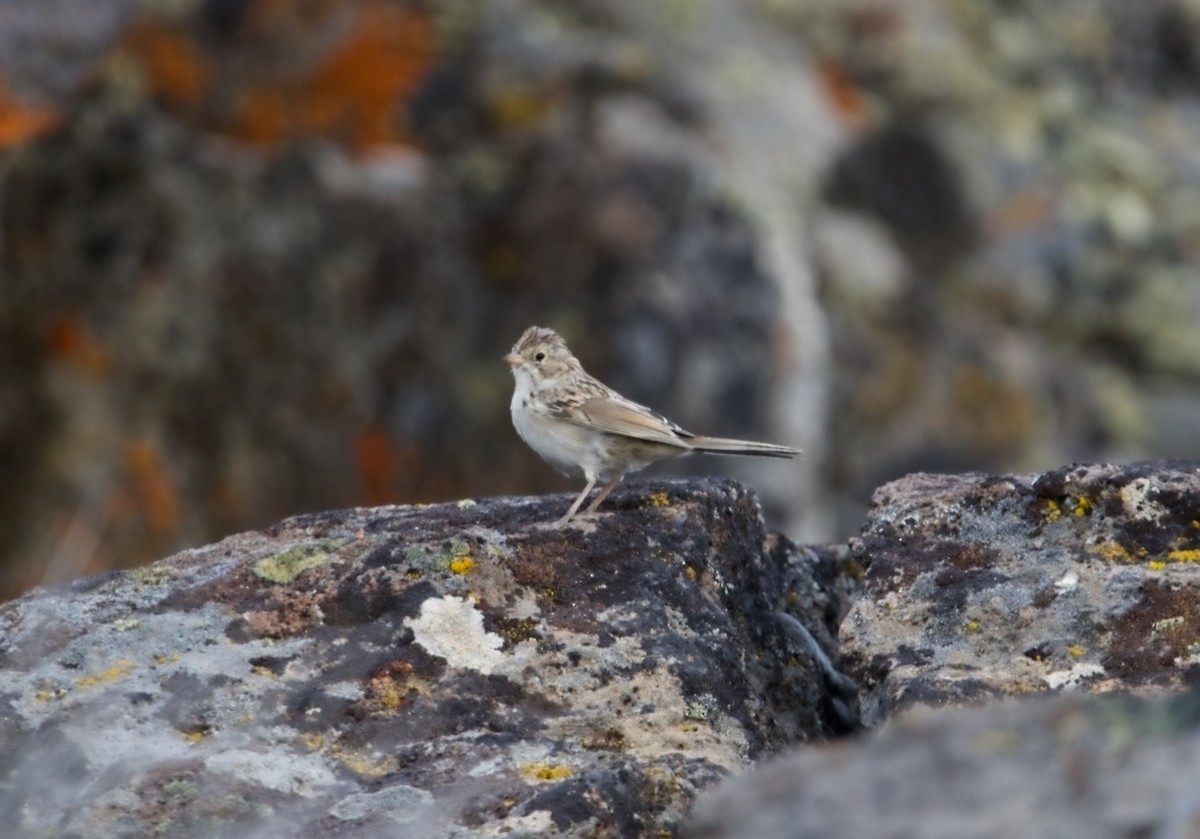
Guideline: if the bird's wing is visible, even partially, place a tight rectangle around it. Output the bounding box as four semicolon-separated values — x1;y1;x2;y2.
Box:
552;393;695;449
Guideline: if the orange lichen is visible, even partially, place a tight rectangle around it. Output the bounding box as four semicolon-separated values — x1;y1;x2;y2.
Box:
0;75;58;147
45;313;112;378
233;0;435;150
114;1;434;153
119;19;212;109
816;57;869;129
356;422;397;505
951;366;1034;452
237;0;341;41
985;188;1056;238
123;440;180;535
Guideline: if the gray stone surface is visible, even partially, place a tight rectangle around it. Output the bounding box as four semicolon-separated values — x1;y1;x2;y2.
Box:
685;687;1200;839
0;477;852;837
841;461;1200;725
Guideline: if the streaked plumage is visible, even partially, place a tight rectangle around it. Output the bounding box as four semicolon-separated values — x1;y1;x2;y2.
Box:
505;326;800;524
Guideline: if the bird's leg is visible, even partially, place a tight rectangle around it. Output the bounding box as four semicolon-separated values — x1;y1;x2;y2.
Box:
556;474;596;526
582;474;622;514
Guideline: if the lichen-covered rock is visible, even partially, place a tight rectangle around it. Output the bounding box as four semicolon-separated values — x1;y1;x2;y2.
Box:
841;461;1200;725
0;478;852;837
684;686;1200;839
0;0;827;603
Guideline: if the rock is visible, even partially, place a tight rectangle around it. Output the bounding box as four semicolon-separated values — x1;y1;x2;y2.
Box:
841;461;1200;725
0;478;853;837
684;686;1200;839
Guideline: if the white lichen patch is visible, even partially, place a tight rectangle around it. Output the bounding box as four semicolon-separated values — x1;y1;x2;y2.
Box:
507;589;542;621
324;680;366;701
1119;478;1167;521
330;785;434;823
1043;662;1106;690
1053;571;1079;593
498;627;645;692
554;665;750;771
205;748;338;796
404;596;504;675
665;606;698;638
497;810;555;833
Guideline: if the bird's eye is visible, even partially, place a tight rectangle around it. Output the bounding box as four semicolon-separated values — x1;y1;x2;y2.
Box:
534;352;546;362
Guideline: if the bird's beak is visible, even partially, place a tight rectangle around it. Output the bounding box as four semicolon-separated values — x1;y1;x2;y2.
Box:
503;353;522;367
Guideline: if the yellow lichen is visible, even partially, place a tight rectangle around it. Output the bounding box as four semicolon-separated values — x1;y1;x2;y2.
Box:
254;543;329;583
153;653;180;666
34;687;67;703
1044;500;1061;522
519;762;574;782
328;743;399;776
1148;560;1167;571
1152;616;1185;633
488;85;552;129
1066;646;1085;657
1167;549;1200;563
252;544;328;583
963;621;981;634
302;730;398;775
450;556;475;574
644;491;671;508
75;658;134;689
1092;541;1145;563
304;733;325;750
367;675;409;710
128;564;177;588
1073;496;1093;517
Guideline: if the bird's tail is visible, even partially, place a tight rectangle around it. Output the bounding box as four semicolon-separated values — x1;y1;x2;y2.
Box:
688;436;800;458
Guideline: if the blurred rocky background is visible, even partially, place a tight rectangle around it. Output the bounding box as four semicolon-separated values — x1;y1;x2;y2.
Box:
2;0;1199;600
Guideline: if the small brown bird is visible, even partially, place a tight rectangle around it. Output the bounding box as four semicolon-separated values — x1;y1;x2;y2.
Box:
505;326;800;524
